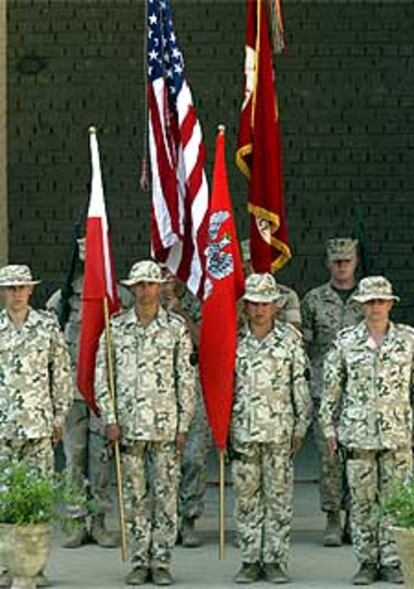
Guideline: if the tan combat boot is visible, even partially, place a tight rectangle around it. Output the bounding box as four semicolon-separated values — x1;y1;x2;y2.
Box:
63;520;90;548
234;563;261;584
90;514;120;548
323;510;342;547
180;517;201;548
352;562;377;585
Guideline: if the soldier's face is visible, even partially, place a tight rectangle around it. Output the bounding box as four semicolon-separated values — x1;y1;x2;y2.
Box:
245;301;277;327
362;299;393;323
328;255;357;283
131;281;162;306
0;285;33;311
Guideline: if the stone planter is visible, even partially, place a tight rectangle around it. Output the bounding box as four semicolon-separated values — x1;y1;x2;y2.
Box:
0;523;51;589
393;527;414;589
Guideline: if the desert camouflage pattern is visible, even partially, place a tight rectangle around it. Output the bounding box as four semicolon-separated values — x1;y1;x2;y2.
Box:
231;322;311;444
174;290;210;521
320;321;414;449
0;437;54;477
231;321;311;566
123;442;178;568
346;448;412;567
278;283;302;326
0;308;73;439
232;441;294;568
95;306;196;441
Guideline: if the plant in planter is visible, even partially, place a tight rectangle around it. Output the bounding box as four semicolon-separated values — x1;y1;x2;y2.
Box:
382;476;414;587
0;461;82;589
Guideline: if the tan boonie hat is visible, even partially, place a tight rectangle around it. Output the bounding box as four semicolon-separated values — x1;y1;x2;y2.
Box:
243;273;284;304
326;238;358;261
0;264;40;287
121;260;165;286
352;276;399;304
240;239;251;262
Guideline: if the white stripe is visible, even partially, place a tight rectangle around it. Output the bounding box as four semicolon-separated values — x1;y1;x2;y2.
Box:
89;132;115;301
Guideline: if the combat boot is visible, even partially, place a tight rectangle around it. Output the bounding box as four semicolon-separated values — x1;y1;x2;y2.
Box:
90;514;120;548
62;521;90;548
0;571;11;588
352;563;377;585
234;563;261;584
323;511;342;547
125;567;150;586
152;568;174;586
263;563;290;584
180;517;201;548
35;570;50;587
378;565;404;584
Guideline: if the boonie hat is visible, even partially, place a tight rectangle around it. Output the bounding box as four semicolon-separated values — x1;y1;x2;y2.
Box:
326;238;358;262
352;276;399;304
243;273;284;304
0;264;40;287
121;260;165;286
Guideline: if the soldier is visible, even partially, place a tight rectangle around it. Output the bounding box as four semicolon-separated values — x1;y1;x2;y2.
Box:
0;264;73;588
301;237;363;546
47;238;133;549
231;273;311;584
161;269;210;548
240;239;302;329
95;260;195;586
320;276;414;585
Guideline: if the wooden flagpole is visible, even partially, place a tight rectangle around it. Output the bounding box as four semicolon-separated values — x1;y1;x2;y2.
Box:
103;297;128;562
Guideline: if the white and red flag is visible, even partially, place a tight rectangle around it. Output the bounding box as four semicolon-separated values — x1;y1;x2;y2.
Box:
199;128;244;451
77;128;120;414
147;0;209;299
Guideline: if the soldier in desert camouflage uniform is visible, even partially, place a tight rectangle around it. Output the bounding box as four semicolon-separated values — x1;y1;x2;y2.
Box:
161;269;210;548
231;273;311;585
240;239;302;329
0;264;73;588
320;276;414;585
47;238;133;549
301;238;362;546
95;260;195;586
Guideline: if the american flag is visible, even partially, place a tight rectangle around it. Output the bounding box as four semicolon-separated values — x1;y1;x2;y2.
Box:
147;0;209;298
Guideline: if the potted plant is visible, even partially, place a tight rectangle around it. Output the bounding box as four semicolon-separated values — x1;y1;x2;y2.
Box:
382;476;414;587
0;461;82;589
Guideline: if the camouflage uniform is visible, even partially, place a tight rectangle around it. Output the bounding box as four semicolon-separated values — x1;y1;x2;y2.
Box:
301;280;363;513
231;274;311;575
0;304;73;476
320;279;414;571
95;301;195;570
47;276;133;536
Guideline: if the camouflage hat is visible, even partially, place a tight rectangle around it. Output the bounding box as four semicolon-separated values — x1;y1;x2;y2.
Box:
326;238;358;261
0;264;40;286
352;276;399;304
240;239;251;262
243;273;284;304
121;260;165;286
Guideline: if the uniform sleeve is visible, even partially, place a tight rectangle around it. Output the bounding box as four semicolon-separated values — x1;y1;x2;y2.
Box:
175;323;196;434
45;289;62;315
291;338;312;438
48;318;74;429
95;331;116;426
282;290;302;328
300;292;314;345
319;340;345;440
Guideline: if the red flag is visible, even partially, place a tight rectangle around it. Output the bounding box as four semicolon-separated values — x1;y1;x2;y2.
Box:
199;128;244;451
77;128;120;414
236;0;291;273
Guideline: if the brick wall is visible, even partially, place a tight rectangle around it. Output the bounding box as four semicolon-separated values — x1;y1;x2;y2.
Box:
7;0;414;320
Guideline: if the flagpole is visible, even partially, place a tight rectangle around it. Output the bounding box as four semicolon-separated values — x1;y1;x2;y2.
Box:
219;449;226;560
103;297;128;562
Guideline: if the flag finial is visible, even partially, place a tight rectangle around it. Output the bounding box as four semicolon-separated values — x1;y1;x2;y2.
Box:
89;126;97;135
218;124;226;133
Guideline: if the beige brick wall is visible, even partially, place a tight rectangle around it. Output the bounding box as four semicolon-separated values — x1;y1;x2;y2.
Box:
0;0;6;264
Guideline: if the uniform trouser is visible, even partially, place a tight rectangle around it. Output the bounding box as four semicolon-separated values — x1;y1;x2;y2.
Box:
346;447;413;567
178;391;210;521
0;437;54;476
122;441;178;569
232;441;293;569
313;401;346;513
64;399;111;517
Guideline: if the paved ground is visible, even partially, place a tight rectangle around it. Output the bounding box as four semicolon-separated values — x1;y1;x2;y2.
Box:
43;482;402;589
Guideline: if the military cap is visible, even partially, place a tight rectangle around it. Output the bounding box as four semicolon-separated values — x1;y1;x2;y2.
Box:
243;273;284;304
121;260;165;286
326;238;358;261
352;276;399;303
0;264;40;286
